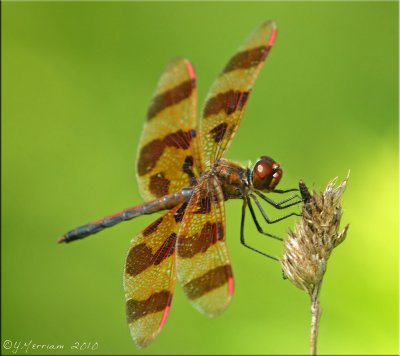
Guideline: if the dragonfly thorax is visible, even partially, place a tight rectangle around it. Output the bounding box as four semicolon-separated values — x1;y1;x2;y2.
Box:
214;160;250;199
250;156;282;192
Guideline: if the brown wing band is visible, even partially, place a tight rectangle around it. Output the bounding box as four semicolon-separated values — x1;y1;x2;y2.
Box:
182;264;233;300
147;79;196;120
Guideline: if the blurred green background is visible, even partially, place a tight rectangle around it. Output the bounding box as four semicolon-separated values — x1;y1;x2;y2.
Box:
2;2;398;355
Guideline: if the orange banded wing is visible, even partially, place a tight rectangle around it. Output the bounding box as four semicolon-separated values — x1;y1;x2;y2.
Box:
124;203;187;348
176;176;233;316
136;58;202;201
200;21;277;168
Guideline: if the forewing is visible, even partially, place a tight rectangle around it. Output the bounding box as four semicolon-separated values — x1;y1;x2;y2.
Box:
176;177;233;316
200;20;277;168
124;204;185;348
136;58;202;201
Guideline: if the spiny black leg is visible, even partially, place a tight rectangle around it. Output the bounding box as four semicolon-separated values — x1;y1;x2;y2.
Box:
240;199;279;261
273;188;299;194
251;194;301;223
247;198;283;241
254;190;302;210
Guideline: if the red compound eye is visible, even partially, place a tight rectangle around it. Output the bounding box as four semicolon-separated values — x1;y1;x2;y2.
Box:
252;156;282;191
255;160;273;179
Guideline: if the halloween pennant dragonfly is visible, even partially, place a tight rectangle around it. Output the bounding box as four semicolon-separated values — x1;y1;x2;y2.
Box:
59;20;301;348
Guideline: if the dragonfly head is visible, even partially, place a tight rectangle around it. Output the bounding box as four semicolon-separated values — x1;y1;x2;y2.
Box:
251;156;282;192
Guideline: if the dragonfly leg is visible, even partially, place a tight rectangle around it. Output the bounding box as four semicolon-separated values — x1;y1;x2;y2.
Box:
247;198;282;241
255;190;303;209
251;195;301;224
240;199;279;261
254;190;303;209
272;188;299;194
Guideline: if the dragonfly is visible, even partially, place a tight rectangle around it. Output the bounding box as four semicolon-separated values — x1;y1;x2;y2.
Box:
59;20;301;348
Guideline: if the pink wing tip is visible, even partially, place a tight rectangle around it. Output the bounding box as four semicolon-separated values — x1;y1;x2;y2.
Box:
186;62;196;80
228;277;234;296
267;26;277;47
159;305;171;329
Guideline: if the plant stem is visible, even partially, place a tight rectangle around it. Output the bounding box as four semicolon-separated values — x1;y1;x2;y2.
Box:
310;282;322;356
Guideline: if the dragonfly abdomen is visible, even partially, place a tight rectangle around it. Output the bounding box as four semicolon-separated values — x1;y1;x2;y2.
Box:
59;188;192;243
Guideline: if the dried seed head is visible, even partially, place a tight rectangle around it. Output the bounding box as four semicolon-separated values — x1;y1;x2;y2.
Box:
281;176;350;296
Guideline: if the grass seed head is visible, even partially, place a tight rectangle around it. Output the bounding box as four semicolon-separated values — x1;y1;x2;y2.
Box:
281;176;349;296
